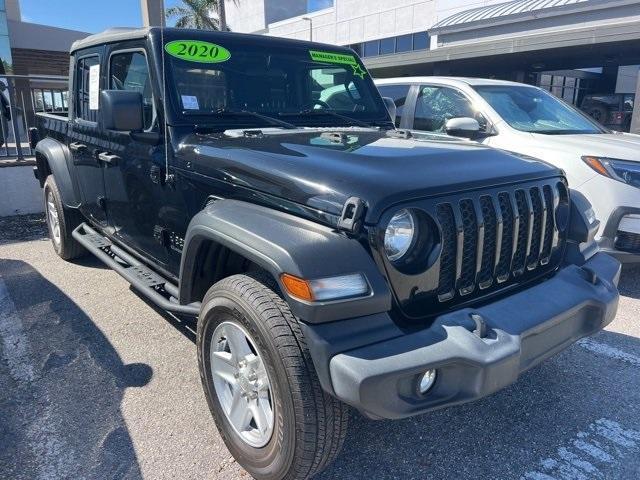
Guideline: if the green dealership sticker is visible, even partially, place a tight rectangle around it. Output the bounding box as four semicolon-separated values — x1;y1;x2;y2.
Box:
309;50;367;79
165;40;231;63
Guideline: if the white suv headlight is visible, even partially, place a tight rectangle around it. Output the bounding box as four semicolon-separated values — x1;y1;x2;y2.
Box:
582;156;640;188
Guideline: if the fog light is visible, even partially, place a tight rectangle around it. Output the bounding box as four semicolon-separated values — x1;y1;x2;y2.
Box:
418;369;437;395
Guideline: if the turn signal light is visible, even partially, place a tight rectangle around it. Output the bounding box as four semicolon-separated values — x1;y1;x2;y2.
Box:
582;156;611;178
281;274;314;301
281;273;369;302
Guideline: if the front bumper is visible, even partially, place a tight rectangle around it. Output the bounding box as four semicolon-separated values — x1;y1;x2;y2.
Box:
598;206;640;263
316;253;620;420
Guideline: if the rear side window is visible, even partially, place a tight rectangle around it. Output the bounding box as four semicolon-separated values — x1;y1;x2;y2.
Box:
377;84;411;127
75;56;100;122
110;51;154;129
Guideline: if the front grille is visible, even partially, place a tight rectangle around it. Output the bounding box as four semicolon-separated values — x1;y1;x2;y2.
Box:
615;231;640;253
375;178;568;319
434;179;566;303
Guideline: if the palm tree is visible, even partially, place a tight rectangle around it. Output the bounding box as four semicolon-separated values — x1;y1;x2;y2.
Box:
166;0;238;31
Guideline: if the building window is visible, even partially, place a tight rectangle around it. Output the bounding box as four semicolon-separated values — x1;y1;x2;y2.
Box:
359;32;430;57
379;37;395;55
538;73;596;106
348;43;363;56
363;41;379;57
396;34;412;53
307;0;334;14
413;32;429;50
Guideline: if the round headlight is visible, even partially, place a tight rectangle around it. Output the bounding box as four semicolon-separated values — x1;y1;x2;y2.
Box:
384;209;416;261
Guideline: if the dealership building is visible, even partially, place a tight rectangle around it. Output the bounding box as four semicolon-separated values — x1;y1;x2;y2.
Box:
225;0;640;131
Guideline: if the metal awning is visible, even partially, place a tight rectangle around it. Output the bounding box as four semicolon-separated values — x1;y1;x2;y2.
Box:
431;0;605;34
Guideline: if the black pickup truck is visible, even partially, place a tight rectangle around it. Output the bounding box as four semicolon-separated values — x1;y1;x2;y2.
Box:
31;27;620;480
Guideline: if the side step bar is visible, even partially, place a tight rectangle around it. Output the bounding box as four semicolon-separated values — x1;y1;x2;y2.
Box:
72;223;200;316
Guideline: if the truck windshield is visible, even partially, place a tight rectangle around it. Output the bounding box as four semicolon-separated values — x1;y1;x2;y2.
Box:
166;42;389;129
474;85;606;135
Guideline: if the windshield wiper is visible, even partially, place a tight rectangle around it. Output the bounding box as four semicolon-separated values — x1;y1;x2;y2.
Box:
218;108;298;129
280;109;374;128
201;107;299;130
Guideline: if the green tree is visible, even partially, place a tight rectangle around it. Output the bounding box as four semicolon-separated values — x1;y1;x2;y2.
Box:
166;0;237;31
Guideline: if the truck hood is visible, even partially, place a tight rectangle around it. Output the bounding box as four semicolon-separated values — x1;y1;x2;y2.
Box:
179;129;562;224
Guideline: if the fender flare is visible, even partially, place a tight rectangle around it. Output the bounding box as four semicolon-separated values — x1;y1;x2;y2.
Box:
179;200;392;323
35;137;80;208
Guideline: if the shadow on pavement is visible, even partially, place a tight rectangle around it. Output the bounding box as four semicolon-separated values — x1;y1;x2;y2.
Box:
0;259;151;480
318;331;640;479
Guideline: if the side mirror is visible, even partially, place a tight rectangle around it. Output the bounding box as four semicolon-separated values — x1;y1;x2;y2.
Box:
382;97;397;125
100;90;144;132
445;117;480;139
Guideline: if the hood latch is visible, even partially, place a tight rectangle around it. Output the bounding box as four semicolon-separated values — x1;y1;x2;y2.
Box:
338;196;365;233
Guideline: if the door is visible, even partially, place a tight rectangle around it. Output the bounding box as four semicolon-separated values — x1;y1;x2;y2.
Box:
101;46;170;267
69;51;108;227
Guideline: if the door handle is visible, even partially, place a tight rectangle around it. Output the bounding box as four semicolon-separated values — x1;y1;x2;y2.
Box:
69;142;87;152
97;152;120;166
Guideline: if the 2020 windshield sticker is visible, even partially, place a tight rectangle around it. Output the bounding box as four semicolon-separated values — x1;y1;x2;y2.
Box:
165;40;231;63
309;50;367;79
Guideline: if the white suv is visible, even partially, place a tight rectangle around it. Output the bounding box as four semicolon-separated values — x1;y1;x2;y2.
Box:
375;77;640;263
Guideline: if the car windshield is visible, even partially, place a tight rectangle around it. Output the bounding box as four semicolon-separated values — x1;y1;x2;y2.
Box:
165;39;389;129
474;85;605;134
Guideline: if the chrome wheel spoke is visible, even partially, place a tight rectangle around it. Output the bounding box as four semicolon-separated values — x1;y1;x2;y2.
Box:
46;193;61;244
249;397;273;435
224;325;253;362
228;389;252;431
210;351;238;385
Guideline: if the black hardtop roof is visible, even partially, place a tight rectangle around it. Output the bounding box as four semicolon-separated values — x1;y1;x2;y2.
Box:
70;26;356;55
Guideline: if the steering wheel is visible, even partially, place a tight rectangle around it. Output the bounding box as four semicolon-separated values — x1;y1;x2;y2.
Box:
304;99;331;110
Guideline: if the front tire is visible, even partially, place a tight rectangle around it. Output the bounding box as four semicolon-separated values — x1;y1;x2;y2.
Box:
43;175;85;260
197;273;348;480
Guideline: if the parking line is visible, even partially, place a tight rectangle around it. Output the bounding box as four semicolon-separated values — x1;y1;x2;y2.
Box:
577;338;640;367
522;419;640;480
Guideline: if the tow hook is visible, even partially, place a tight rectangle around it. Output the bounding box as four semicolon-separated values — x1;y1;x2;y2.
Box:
581;266;598;285
469;313;488;338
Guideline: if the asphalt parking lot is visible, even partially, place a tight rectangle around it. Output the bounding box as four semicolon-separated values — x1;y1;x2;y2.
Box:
1;215;639;480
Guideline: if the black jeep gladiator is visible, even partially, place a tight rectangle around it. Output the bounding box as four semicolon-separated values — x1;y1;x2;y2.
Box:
31;27;620;479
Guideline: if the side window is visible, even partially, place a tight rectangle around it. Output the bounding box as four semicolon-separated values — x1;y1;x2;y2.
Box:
414;85;475;132
377;84;410;127
75;56;100;122
110;51;154;129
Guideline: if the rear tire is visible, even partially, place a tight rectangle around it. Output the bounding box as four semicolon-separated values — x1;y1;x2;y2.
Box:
197;273;348;480
44;175;85;260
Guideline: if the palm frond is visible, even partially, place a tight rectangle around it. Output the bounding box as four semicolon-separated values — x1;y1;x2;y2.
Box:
166;0;237;31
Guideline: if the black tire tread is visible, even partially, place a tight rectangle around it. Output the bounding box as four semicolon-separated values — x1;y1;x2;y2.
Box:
202;272;348;479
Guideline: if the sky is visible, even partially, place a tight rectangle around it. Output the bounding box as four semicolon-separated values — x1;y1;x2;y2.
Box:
19;0;183;33
18;1;335;34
